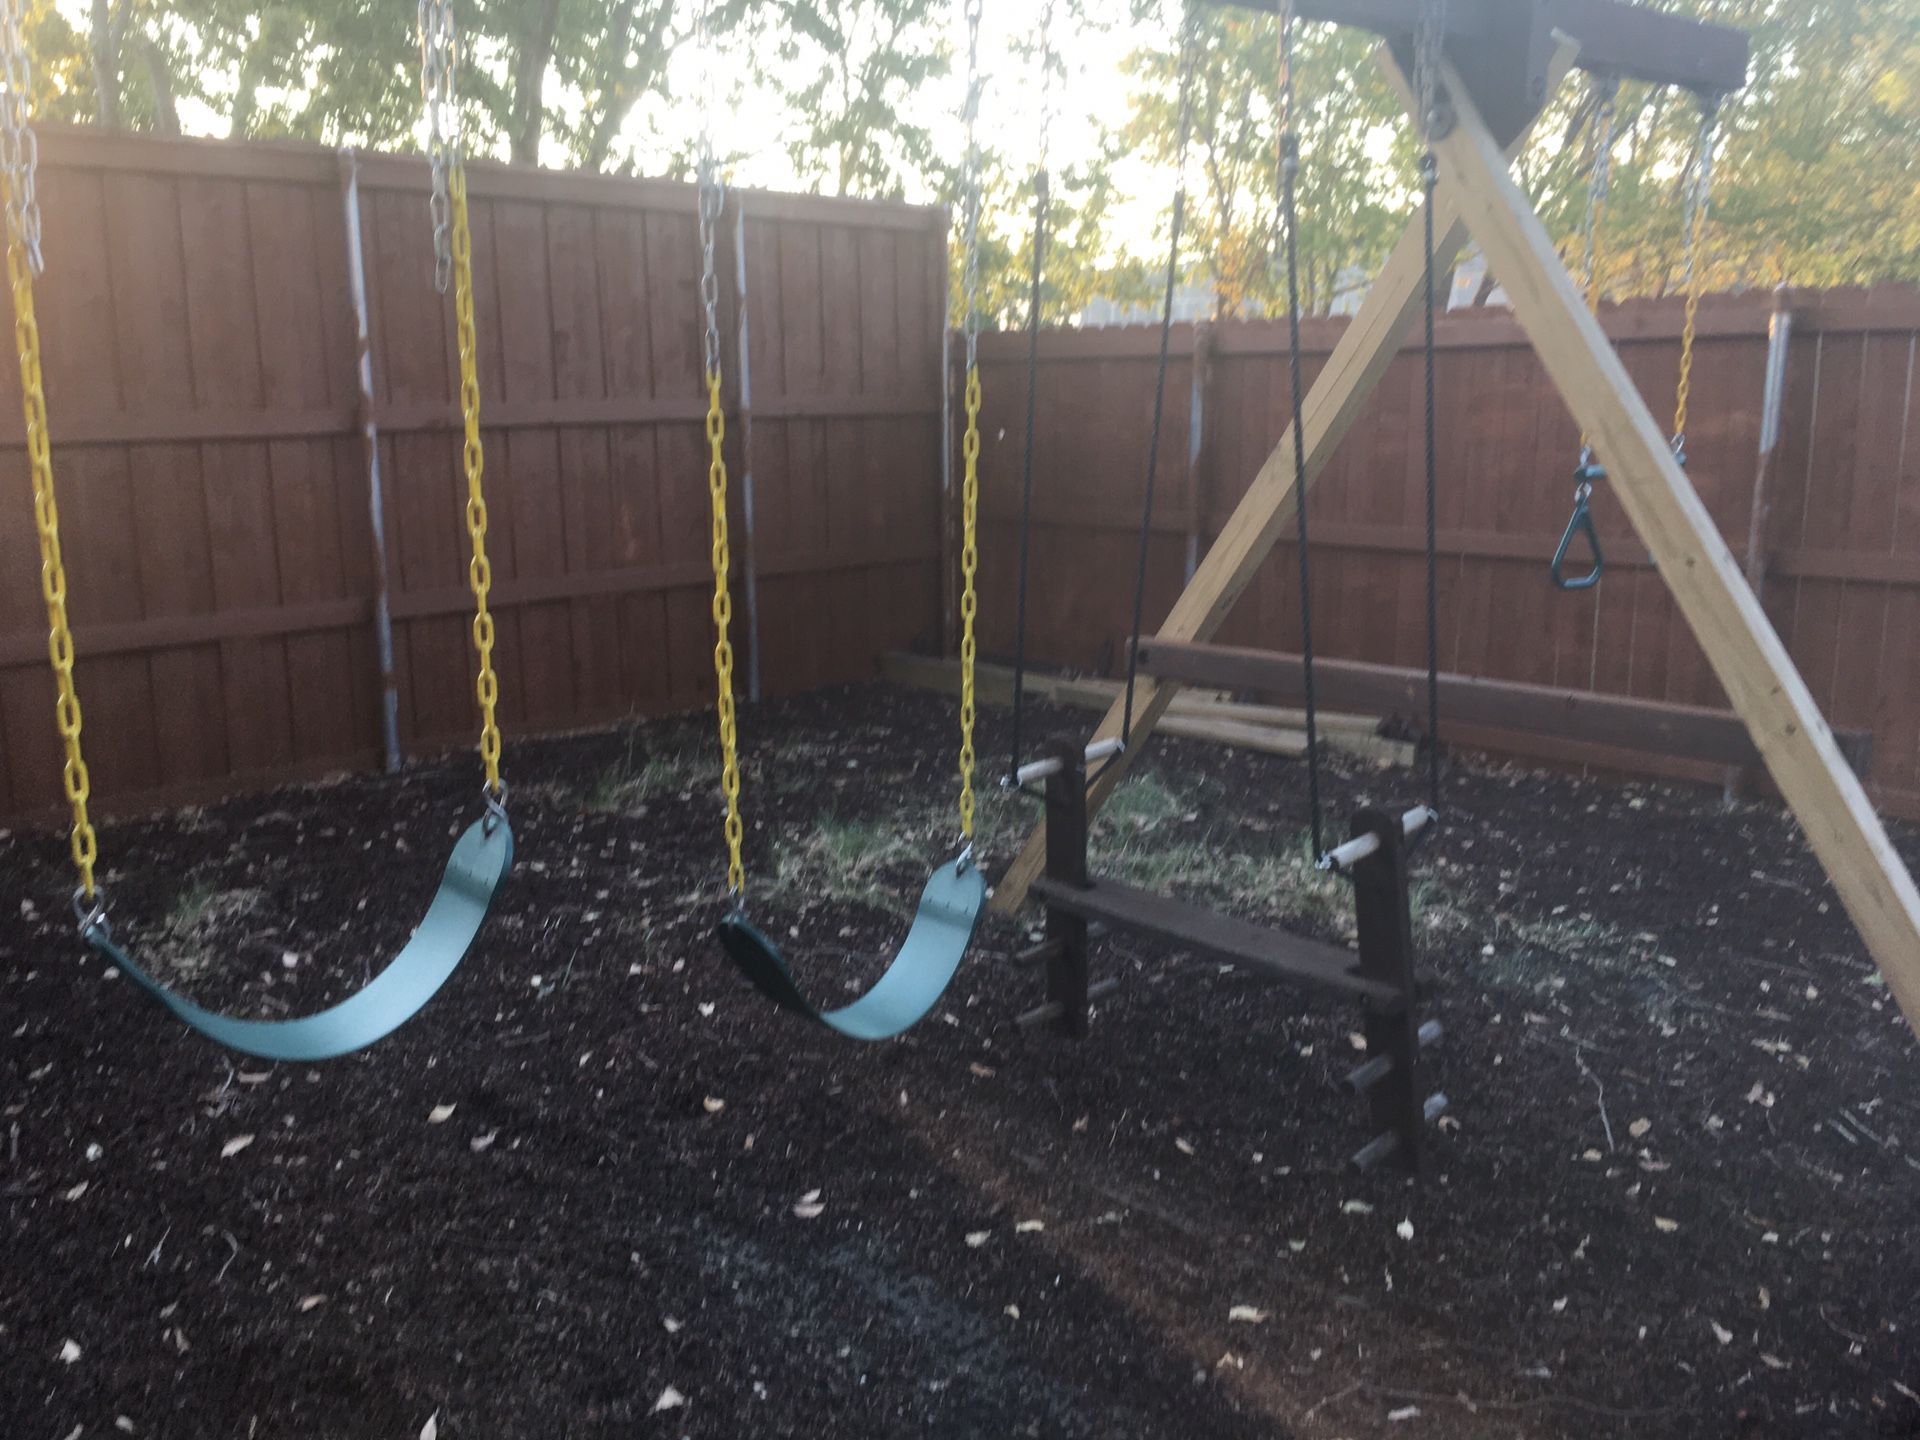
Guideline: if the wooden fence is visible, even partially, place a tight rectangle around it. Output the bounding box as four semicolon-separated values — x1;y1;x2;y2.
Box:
0;127;946;821
972;286;1920;821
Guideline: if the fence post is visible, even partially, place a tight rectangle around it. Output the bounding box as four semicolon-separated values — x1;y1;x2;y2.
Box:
337;148;403;775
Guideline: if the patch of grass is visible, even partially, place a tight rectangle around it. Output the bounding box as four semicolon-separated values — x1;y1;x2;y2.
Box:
583;730;708;815
156;882;266;976
770;816;920;918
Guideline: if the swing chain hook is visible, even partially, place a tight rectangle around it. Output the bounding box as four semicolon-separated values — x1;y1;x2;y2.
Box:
1414;0;1453;145
72;884;110;940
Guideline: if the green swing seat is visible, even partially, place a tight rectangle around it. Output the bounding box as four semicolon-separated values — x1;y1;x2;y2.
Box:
83;816;511;1063
715;856;986;1040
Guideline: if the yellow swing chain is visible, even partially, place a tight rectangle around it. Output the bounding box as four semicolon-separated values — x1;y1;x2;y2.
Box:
421;0;503;802
697;149;745;899
1670;96;1719;463
2;1;99;905
955;0;984;846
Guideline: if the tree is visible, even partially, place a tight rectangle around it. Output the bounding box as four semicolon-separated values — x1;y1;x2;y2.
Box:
747;0;945;199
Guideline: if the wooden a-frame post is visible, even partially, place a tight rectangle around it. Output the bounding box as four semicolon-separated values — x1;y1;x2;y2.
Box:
992;41;1920;1042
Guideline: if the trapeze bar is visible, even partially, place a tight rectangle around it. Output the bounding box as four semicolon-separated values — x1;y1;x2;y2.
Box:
1320;805;1435;872
1015;737;1125;787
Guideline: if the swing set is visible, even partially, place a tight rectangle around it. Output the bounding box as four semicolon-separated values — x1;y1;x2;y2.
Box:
11;0;1920;1146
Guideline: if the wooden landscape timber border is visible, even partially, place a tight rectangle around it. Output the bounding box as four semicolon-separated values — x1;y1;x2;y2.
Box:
0;126;949;822
1131;639;1875;773
988;32;1920;1043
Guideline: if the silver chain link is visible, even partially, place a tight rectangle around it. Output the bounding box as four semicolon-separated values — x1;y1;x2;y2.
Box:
1414;0;1452;145
1579;75;1619;306
418;0;459;293
0;0;42;275
961;0;983;373
1678;96;1719;302
696;0;723;379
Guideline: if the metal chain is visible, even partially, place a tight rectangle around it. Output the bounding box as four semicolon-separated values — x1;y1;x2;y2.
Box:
1671;95;1719;462
1413;0;1452;144
956;0;983;844
697;117;743;897
1276;0;1326;858
0;0;42;275
1008;0;1058;785
1415;0;1446;815
418;0;458;293
446;168;505;806
1574;73;1618;474
1;16;97;916
418;0;504;806
1120;4;1199;755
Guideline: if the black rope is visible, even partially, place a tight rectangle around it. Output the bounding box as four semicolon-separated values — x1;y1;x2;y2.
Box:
1278;16;1324;859
1007;166;1048;782
1420;153;1442;814
1121;20;1197;750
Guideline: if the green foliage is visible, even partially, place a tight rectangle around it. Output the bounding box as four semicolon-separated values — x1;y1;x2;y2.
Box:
1116;0;1920;313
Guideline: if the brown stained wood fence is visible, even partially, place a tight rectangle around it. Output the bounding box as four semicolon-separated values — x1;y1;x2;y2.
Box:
972;285;1920;821
0;126;946;822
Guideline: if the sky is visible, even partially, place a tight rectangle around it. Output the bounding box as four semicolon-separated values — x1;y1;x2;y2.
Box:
47;0;1193;261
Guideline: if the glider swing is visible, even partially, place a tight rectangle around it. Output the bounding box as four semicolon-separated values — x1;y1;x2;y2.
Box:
0;0;511;1061
1014;0;1452;1172
700;0;989;1040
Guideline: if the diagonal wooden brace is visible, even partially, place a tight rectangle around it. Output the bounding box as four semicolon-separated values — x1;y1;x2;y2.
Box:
992;42;1578;915
1420;55;1920;1037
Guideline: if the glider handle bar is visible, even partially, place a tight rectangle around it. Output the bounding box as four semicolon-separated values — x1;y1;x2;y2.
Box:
1015;737;1124;786
1350;1092;1450;1172
1319;805;1435;872
1016;975;1121;1030
1343;1018;1443;1094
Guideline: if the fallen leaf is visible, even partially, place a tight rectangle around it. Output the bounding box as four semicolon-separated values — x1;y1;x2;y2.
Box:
792;1199;826;1220
297;1295;327;1313
1396;1219;1414;1241
419;1415;437;1440
1654;1217;1680;1233
427;1104;456;1124
965;1231;990;1248
59;1338;82;1364
662;1317;682;1334
469;1131;497;1154
1760;1353;1790;1371
63;1181;88;1201
1174;1137;1196;1156
1015;1219;1045;1234
1389;1406;1421;1422
1341;1199;1374;1215
1710;1320;1734;1345
702;1097;725;1115
1003;1304;1020;1319
1581;1148;1604;1162
237;1071;272;1085
1552;1296;1568;1313
1629;1118;1652;1139
1758;1286;1770;1311
968;1062;996;1078
697;1003;715;1018
653;1385;687;1413
220;1134;255;1159
1228;1304;1269;1324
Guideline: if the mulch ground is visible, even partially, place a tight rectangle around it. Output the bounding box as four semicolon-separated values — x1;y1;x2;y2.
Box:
3;682;1917;1440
